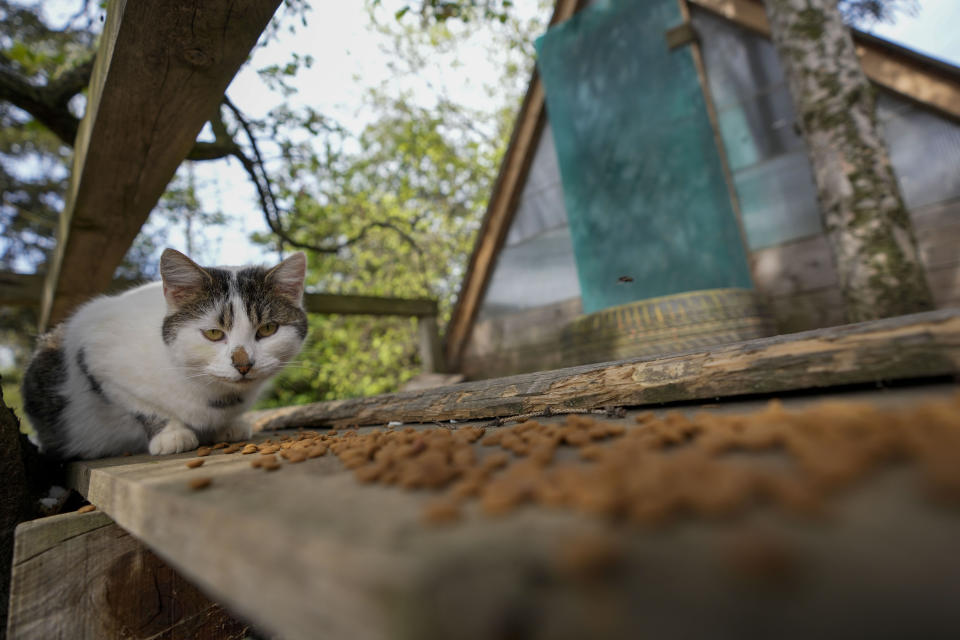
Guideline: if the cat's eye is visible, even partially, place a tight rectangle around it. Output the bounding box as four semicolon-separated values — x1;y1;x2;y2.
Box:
257;322;279;338
202;328;225;341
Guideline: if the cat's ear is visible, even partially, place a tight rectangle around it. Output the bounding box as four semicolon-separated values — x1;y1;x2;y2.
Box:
160;248;211;308
265;252;306;305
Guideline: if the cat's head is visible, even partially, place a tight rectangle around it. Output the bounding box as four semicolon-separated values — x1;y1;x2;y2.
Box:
159;249;308;387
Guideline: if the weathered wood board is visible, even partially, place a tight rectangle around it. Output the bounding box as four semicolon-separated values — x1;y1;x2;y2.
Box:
64;384;960;640
39;0;283;330
244;308;960;431
6;510;249;640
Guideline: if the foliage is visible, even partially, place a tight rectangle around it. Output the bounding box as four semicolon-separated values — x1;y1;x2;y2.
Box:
254;7;536;403
375;0;516;24
0;0;95;270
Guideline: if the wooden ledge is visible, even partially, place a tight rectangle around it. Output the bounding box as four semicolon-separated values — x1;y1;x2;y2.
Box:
245;308;960;431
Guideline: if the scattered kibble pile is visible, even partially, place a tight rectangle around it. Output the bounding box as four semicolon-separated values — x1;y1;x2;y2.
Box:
184;393;960;526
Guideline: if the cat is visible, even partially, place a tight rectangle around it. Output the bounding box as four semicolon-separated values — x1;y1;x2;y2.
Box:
22;248;308;460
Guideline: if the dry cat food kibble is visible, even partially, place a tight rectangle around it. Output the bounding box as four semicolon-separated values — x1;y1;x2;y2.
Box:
195;446;212;457
77;504;96;514
314;393;960;526
185;458;205;468
189;477;212;490
183;394;960;528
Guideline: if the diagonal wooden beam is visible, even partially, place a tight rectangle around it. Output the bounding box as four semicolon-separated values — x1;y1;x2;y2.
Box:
39;0;282;331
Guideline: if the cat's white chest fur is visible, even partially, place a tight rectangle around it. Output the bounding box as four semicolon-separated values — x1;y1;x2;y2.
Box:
22;249;308;459
66;283;247;429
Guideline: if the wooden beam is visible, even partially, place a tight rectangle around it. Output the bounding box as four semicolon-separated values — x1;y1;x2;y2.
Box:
688;0;960;122
4;271;437;319
665;22;698;50
303;292;437;317
244;309;960;430
444;0;585;373
1;272;143;309
38;0;282;331
0;272;43;309
7;510;249;639
417;315;445;373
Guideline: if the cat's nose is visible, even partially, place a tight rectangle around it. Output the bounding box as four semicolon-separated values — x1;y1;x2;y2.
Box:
231;347;253;376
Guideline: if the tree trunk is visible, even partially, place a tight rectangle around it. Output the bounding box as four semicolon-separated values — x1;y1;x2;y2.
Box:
764;0;934;323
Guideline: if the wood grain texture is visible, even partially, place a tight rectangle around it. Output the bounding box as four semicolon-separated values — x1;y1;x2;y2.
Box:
245;309;960;431
7;510;248;640
62;385;960;640
39;0;282;330
304;292;436;317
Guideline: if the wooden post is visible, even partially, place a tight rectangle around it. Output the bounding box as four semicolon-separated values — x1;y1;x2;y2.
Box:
6;510;249;640
417;316;445;374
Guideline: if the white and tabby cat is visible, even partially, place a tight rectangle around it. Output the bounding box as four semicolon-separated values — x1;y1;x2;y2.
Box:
22;248;308;460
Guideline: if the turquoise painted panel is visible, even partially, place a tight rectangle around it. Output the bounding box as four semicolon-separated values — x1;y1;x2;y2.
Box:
536;0;753;314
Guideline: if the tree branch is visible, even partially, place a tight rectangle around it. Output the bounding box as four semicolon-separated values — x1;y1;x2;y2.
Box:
0;57;84;144
0;54;239;163
222;97;422;256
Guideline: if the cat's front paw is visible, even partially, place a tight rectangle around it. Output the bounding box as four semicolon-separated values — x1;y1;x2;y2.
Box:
216;422;252;443
148;423;199;455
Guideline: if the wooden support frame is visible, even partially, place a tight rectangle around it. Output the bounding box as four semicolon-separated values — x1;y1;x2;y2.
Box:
59;376;960;640
5;270;444;373
38;0;283;331
7;510;248;639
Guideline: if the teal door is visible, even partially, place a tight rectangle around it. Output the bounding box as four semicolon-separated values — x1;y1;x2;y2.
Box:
536;0;753;314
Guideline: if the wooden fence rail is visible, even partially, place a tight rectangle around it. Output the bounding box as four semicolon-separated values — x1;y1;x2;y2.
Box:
1;271;444;373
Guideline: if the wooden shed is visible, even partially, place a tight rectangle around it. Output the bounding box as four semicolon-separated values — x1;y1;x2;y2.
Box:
446;0;960;380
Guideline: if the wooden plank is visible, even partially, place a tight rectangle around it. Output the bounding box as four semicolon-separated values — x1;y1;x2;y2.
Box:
688;0;960;122
1;273;142;309
461;297;583;379
243;309;960;431
417;316;445;373
7;509;248;640
0;273;43;309
749;234;838;298
665;22;698;50
927;265;960;309
764;286;846;334
5;270;436;317
444;0;585;373
39;0;282;331
914;197;960;271
63;384;960;640
304;292;436;317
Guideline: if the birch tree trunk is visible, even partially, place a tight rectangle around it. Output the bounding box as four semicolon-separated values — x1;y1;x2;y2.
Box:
764;0;934;322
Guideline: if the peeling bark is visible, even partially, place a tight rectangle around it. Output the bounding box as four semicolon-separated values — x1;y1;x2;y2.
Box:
764;0;934;322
